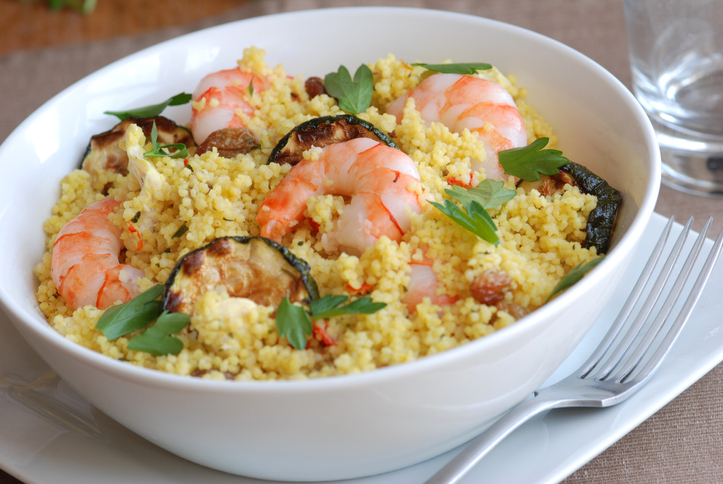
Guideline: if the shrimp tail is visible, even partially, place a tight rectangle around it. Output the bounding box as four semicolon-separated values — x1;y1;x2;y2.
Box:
51;198;144;311
97;265;143;310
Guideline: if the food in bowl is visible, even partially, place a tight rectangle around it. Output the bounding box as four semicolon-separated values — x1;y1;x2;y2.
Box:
33;46;620;381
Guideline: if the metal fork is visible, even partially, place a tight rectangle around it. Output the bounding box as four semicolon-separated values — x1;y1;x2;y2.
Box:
426;216;723;484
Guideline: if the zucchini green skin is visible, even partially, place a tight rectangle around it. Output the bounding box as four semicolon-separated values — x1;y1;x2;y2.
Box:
163;236;319;314
268;114;398;165
252;236;320;301
559;162;622;254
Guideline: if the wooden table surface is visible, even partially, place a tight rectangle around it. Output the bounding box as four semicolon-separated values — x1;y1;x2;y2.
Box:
0;0;254;56
2;1;723;483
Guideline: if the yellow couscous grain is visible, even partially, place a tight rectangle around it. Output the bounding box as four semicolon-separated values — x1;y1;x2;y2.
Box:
34;47;603;380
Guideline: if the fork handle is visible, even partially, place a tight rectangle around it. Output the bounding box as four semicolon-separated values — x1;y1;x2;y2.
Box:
425;396;563;484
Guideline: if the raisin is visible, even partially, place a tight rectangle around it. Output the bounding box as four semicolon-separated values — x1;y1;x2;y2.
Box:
304;77;327;99
496;301;529;320
470;269;512;305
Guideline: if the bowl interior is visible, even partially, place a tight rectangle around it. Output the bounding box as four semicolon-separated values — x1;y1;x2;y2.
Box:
0;7;659;385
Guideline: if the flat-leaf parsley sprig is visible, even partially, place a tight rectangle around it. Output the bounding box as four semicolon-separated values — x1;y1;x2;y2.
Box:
96;284;164;340
411;62;492;75
499;137;570;181
323;64;374;114
276;295;386;350
104;92;192;121
444;180;516;210
430;180;516;245
95;284;191;356
309;295;386;320
127;311;192;356
546;256;605;302
144;121;189;159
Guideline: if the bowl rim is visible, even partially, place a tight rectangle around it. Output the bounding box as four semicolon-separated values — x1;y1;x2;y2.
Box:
0;6;661;393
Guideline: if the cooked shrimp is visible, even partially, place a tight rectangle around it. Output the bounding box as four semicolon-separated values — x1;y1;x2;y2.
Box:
51;198;145;311
386;73;527;180
191;68;268;145
257;138;422;255
404;262;457;313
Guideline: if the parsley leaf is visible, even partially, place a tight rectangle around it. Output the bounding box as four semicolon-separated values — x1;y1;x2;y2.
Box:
275;294;387;350
249;76;255;97
144;121;188;159
431;183;505;245
95;284;164;341
546;256;605;303
430;199;499;245
307;295;349;316
276;297;313;350
172;222;189;239
323;64;374;114
411;62;492;75
499;137;570;181
104;92;192;121
309;295;387;320
445;180;516;210
127;311;191;356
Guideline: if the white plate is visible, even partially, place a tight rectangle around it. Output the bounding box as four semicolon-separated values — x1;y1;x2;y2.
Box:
2;212;721;484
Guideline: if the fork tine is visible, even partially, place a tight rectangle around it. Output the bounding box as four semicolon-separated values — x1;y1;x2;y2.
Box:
608;217;713;382
577;216;676;378
623;221;723;385
595;217;700;380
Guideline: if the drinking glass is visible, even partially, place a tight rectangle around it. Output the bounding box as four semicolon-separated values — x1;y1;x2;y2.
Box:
623;0;723;195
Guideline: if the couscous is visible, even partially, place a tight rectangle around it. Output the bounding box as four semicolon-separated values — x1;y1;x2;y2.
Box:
33;47;618;381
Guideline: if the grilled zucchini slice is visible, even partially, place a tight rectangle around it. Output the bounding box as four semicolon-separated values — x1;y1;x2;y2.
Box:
81;116;195;192
163;236;319;314
268;114;398;165
517;162;621;254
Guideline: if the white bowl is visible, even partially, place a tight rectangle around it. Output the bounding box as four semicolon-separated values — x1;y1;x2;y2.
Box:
0;7;660;482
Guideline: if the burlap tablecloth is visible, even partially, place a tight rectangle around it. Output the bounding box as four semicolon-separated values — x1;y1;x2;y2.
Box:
1;1;722;482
